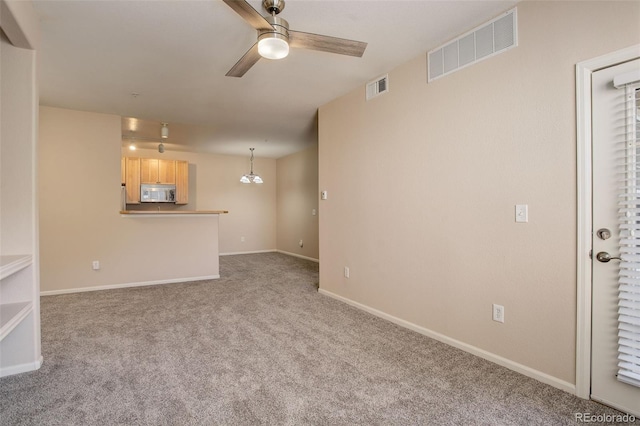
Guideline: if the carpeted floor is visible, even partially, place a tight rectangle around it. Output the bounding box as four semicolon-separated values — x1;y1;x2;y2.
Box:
0;253;633;425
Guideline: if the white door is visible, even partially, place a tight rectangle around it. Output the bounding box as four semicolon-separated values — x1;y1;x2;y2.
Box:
592;58;640;416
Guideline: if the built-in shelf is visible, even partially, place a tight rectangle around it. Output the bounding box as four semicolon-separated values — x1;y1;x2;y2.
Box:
0;255;33;281
0;255;34;342
0;301;32;342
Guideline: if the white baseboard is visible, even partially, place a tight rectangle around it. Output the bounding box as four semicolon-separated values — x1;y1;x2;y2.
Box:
276;250;319;263
220;249;276;256
40;275;220;296
219;249;319;263
318;288;576;395
0;356;43;378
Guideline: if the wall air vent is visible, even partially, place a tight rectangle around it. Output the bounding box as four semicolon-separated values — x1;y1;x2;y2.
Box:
428;8;517;82
366;74;389;100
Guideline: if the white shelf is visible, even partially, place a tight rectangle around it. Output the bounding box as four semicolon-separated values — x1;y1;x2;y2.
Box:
0;255;33;281
0;301;32;342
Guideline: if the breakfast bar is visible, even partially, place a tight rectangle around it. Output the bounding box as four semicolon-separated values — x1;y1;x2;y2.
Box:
120;210;228;215
116;210;229;285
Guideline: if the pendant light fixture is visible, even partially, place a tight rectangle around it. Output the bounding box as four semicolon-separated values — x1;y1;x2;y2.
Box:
158;123;168;153
240;148;263;184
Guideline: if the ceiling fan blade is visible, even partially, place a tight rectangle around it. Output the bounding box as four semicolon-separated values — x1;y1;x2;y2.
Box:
226;42;262;77
222;0;273;31
289;30;367;57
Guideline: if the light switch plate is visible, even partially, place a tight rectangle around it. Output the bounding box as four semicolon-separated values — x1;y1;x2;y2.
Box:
515;204;528;223
321;191;328;200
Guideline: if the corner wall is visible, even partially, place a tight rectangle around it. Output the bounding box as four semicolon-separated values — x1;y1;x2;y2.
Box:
276;145;319;261
317;1;640;388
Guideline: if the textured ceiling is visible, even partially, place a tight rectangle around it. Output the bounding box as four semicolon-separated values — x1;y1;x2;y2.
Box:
34;0;517;158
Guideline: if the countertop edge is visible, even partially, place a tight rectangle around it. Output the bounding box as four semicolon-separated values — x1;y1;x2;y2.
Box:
120;210;228;215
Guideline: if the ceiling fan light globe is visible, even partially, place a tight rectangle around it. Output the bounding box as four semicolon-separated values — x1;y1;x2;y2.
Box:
258;36;289;60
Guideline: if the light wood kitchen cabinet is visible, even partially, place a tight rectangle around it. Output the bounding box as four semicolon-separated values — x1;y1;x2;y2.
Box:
125;157;141;204
140;159;175;184
122;157;188;205
121;157;126;185
175;160;189;205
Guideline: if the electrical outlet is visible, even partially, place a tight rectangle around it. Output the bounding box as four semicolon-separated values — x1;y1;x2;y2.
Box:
240;236;245;242
492;304;505;323
92;260;100;270
344;267;350;278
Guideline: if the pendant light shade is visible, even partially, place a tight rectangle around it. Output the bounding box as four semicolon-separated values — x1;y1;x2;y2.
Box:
241;148;263;184
161;123;169;139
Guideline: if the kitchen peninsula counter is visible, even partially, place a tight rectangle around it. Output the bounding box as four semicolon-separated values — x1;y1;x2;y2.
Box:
120;210;228;215
114;209;227;284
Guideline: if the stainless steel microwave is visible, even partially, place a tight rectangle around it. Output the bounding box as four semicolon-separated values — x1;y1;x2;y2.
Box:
140;184;176;203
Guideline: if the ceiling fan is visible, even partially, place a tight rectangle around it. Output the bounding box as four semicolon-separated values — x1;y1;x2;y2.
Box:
223;0;367;77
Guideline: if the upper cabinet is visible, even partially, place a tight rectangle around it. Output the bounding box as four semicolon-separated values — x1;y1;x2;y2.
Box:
125;157;141;204
140;159;175;184
122;157;188;205
175;160;188;205
121;157;126;185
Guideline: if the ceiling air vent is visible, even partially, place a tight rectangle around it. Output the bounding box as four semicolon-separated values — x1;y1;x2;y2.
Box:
366;74;389;100
428;7;517;82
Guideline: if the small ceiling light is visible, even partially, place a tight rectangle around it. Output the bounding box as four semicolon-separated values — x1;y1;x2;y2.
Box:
240;148;263;184
158;143;165;153
127;130;137;150
258;35;289;59
161;123;169;139
258;16;289;60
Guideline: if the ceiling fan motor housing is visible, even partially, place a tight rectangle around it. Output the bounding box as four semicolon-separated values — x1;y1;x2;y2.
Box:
262;0;285;15
258;15;289;44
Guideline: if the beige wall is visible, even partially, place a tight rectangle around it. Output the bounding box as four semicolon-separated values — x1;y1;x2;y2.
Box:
0;3;42;374
1;33;36;255
318;1;640;387
123;148;277;255
276;145;319;260
39;107;223;292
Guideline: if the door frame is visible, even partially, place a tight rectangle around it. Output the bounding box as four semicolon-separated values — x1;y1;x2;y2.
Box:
576;44;640;400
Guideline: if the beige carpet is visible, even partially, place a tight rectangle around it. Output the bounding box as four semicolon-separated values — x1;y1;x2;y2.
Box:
0;253;631;425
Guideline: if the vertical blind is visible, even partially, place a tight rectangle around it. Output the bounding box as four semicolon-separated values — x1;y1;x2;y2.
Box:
617;78;640;388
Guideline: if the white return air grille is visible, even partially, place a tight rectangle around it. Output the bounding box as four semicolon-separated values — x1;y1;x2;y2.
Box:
366;74;389;100
428;8;517;82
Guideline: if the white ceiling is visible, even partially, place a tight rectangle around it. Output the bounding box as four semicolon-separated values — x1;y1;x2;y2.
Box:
33;0;516;158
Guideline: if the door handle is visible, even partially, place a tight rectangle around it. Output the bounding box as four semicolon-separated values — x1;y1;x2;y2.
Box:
596;251;621;263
